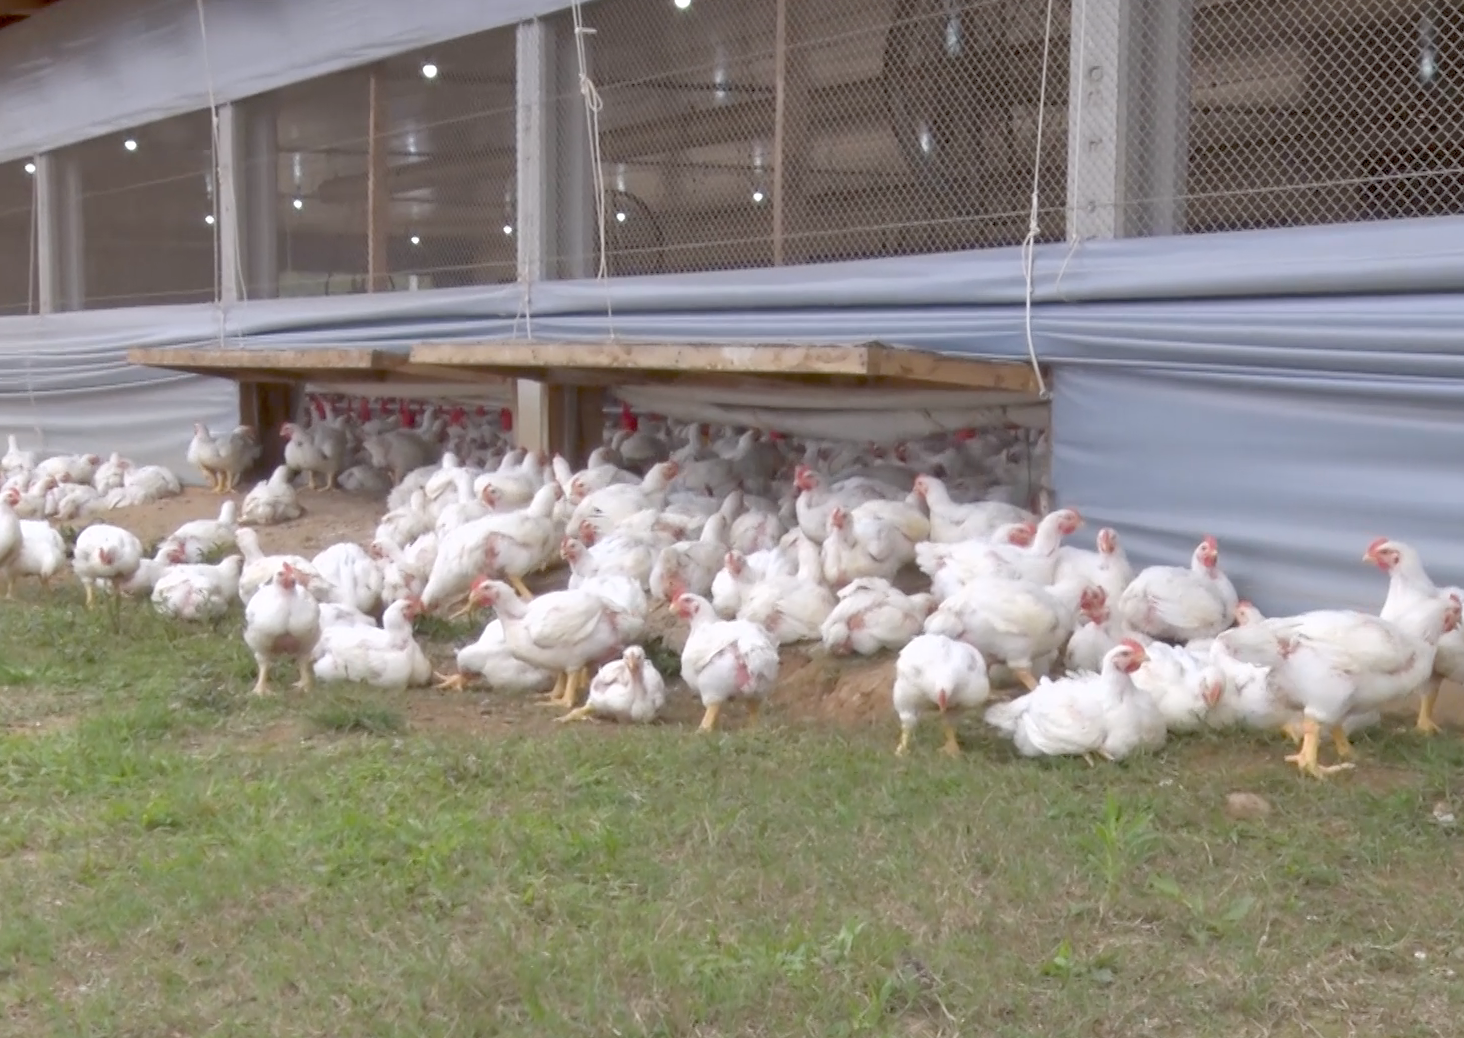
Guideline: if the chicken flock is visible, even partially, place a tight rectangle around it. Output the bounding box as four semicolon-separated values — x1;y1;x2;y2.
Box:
1;396;1460;780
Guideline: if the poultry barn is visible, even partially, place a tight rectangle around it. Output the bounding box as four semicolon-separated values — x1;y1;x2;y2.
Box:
0;0;1461;617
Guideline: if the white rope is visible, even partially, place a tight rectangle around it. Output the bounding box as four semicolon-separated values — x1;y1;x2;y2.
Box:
1018;0;1059;400
194;0;245;349
570;0;616;340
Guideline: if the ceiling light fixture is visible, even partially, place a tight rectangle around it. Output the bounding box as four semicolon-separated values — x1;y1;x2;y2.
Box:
410;234;421;245
615;211;627;223
204;213;215;225
674;0;691;9
502;224;513;236
421;62;439;79
123;138;138;152
751;189;764;203
23;162;35;175
292;197;304;210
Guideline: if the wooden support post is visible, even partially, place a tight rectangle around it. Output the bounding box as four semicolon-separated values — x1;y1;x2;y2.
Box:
367;66;390;292
237;381;299;481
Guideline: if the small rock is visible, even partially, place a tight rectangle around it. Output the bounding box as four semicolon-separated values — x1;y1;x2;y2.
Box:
1224;792;1272;821
1433;802;1456;827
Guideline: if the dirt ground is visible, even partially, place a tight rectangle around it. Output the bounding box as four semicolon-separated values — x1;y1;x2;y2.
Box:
98;486;1464;737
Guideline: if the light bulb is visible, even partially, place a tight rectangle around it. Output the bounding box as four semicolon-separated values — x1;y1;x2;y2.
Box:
23;162;35;175
615;211;627;223
502;224;514;236
410;235;421;245
674;0;691;8
123;138;138;152
751;189;764;203
292;197;303;210
421;62;438;79
204;213;215;225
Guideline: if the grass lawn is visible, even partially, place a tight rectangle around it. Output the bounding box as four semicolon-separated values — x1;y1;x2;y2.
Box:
3;587;1464;1037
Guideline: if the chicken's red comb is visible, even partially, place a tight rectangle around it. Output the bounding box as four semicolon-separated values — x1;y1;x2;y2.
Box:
1365;536;1389;555
1201;534;1218;550
768;430;785;441
952;428;977;442
1119;638;1145;653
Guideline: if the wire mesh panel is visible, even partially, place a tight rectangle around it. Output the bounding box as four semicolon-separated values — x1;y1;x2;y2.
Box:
249;27;518;300
562;0;1069;277
0;160;35;315
1086;0;1464;238
61;111;216;308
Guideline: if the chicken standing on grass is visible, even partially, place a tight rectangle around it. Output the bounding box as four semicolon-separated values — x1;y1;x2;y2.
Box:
243;562;322;696
891;633;991;756
72;523;143;628
674;592;779;732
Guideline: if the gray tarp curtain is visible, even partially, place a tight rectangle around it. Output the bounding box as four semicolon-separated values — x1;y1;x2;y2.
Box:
1;216;1459;615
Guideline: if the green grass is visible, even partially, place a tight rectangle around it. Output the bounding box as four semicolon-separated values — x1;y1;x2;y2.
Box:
4;587;1464;1036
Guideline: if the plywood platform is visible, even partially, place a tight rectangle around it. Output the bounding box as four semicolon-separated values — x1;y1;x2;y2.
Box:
126;347;510;389
408;340;1046;394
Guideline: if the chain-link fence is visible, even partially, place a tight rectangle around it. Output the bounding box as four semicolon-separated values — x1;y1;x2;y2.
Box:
1081;0;1464;238
0;160;34;315
60;110;217;309
552;0;1068;277
242;25;518;300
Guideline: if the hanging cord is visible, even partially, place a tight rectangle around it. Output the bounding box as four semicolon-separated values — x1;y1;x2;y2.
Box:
1018;0;1058;400
194;0;246;348
570;0;616;340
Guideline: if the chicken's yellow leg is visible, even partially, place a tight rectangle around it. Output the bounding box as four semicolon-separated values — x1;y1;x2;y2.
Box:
1013;667;1038;691
509;575;534;600
556;704;596;724
536;671;568;706
83;581;95;610
250;657;271;696
895;726;913;756
434;670;471;692
939;717;961;757
562;666;588;707
295;657;315;693
698;701;722;732
1417;680;1443;736
1281;719;1306;745
1331;724;1356;761
1284;718;1354;779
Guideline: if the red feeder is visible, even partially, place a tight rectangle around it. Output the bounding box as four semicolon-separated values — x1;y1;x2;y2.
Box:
500;407;514;432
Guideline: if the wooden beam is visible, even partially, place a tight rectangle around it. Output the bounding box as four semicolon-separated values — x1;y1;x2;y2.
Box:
367;66;391;292
130;347;407;373
408;340;1046;393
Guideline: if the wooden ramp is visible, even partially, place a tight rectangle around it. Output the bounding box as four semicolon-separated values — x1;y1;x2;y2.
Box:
408;340;1046;394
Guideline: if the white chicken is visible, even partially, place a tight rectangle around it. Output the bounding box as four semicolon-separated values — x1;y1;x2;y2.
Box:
313;599;432;690
1053;526;1134;606
674;592;780;731
557;645;668;725
984;640;1166;763
421;482;560;611
458;578;623;711
1117;535;1236;643
72;524;143;624
435;618;556;694
235;528;333;604
241;465;304;526
151;556;245;622
911;473;1034;542
159;500;238;562
923;576;1077;690
1272;592;1460;778
1128;641;1225;733
819;498;929;585
10;517;66;592
820;578;934;656
282;420;350;491
0;496;20;597
243;562;323;696
311;542;384;615
891;633;991;756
